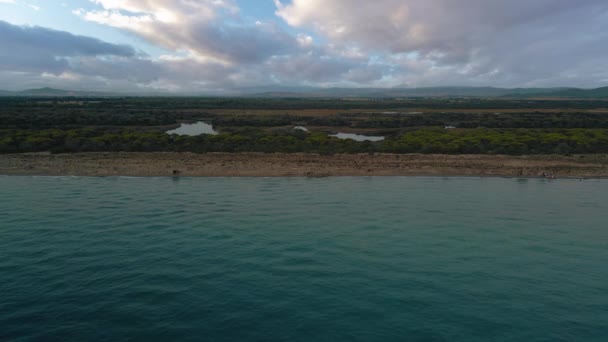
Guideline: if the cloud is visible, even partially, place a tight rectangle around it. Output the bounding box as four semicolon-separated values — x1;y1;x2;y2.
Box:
0;21;203;93
65;0;392;89
76;0;300;64
0;21;135;58
3;1;608;91
275;0;601;54
0;20;137;74
0;20;274;92
275;0;608;87
0;0;40;10
25;3;39;11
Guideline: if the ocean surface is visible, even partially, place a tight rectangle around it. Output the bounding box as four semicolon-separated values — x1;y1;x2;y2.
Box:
1;176;607;341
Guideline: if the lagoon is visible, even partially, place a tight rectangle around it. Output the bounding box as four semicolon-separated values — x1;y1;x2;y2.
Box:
331;132;385;142
166;121;218;136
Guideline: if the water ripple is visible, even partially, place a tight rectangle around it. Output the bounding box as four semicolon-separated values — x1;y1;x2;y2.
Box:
1;176;607;341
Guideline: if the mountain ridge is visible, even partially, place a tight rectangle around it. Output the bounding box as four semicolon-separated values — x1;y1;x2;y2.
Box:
0;87;119;97
0;86;607;98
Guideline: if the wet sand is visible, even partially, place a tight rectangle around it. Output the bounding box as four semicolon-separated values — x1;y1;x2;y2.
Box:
1;152;607;178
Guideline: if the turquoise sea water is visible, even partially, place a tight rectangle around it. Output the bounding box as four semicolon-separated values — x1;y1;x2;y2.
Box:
1;176;607;341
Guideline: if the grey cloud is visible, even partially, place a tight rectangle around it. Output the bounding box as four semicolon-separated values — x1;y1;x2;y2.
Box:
443;5;608;87
185;22;300;64
276;0;608;57
68;57;161;84
269;54;353;83
264;45;389;86
344;64;388;84
276;0;608;87
0;20;136;74
0;20;135;57
58;54;242;91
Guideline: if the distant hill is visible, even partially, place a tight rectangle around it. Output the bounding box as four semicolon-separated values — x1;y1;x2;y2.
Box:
1;86;608;98
0;87;118;97
505;86;608;98
243;86;600;98
20;87;119;97
21;87;75;96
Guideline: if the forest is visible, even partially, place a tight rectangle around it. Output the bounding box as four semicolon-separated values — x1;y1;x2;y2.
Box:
2;97;608;155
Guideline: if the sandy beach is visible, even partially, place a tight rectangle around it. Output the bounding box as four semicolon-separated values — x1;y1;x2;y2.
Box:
1;152;607;178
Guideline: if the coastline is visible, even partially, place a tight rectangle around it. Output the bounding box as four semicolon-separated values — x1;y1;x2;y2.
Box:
1;152;608;178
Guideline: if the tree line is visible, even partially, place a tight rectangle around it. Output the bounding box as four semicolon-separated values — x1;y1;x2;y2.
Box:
2;128;607;155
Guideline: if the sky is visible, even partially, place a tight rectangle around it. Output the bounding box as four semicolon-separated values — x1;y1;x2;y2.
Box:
1;0;608;93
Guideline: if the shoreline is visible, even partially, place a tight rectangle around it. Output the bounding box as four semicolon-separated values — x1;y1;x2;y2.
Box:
1;152;608;178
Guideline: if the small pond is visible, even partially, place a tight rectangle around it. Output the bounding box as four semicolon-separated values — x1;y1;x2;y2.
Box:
166;121;218;136
331;133;385;142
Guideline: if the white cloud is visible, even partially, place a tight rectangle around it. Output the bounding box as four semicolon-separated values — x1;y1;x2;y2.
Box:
75;0;291;64
275;0;608;87
79;10;155;33
25;3;40;11
0;0;40;10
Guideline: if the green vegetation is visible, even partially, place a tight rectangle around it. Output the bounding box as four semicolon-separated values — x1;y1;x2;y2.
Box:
2;128;607;155
2;97;608;155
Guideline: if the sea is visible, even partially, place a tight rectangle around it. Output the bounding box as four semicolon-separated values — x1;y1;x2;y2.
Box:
1;176;607;341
